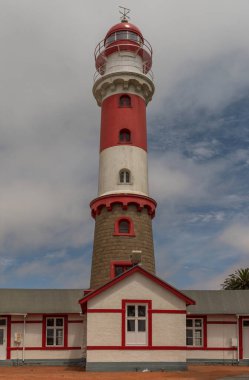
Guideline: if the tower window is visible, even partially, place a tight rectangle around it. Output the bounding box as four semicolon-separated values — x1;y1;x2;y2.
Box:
113;217;135;237
110;261;133;279
119;129;131;143
119;220;130;233
119;169;131;184
119;95;131;108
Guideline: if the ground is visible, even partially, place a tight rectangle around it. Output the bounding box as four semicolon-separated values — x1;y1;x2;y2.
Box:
0;366;249;380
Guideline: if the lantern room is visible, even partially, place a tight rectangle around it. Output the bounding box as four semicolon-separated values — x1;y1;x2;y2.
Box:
94;21;153;79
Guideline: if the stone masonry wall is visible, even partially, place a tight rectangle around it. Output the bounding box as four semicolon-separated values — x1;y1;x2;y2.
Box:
90;204;155;289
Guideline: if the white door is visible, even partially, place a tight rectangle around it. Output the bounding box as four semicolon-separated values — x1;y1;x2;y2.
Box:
126;304;147;345
0;318;7;360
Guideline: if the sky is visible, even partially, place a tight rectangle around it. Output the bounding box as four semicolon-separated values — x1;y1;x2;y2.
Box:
0;0;249;290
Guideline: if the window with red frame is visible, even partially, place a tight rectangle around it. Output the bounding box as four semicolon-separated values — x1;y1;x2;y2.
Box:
119;95;131;107
186;318;203;347
125;303;149;346
46;317;64;346
113;217;135;236
119;129;131;143
119;219;130;233
113;263;133;278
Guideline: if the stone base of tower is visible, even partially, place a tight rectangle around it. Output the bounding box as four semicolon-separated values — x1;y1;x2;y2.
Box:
90;195;156;289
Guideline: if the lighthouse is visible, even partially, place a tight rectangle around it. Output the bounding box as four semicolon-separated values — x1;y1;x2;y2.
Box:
90;11;156;289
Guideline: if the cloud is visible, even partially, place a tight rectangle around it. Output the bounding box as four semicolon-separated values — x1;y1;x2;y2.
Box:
0;0;249;288
219;224;249;253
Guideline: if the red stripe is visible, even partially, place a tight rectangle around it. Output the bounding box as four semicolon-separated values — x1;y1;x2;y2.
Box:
187;347;237;351
68;320;84;323
7;316;11;360
100;94;147;152
152;310;186;314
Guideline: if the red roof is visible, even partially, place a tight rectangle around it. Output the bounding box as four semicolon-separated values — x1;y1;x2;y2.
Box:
79;266;195;307
105;22;143;40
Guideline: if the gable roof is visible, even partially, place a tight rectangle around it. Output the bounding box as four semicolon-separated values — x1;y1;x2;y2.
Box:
79;265;195;306
0;289;83;314
184;289;249;315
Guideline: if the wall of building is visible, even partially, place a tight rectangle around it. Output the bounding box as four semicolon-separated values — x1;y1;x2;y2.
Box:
9;314;84;362
186;315;238;362
90;206;155;289
86;272;187;369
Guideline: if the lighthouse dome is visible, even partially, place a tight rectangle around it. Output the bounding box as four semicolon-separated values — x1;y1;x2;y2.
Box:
104;22;144;47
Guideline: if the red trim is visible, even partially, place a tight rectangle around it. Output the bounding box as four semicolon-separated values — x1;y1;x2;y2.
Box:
203;316;207;349
87;309;122;313
84;289;93;296
110;261;132;279
64;315;68;348
6;316;11;360
90;194;157;219
207;321;237;325
239;316;243;359
79;266;195;307
113;216;135;237
42;315;68;349
10;346;81;351
152;310;186;314
11;320;42;324
238;316;249;359
87;345;187;350
68;320;84;323
42;315;46;348
186;316;207;349
122;300;152;347
186;347;237;351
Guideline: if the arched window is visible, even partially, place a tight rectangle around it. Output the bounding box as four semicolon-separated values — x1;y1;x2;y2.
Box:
113;217;135;237
119;129;131;143
119;219;130;233
119;95;131;108
119;169;130;184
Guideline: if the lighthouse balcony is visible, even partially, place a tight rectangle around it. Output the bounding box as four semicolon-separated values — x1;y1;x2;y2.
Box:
94;39;153;81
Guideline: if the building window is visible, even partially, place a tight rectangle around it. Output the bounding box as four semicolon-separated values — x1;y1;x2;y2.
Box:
119;169;131;184
119;95;131;108
119;129;131;143
105;31;142;46
113;217;135;236
186;318;203;347
123;302;151;346
119;219;129;233
110;261;133;278
46;317;64;346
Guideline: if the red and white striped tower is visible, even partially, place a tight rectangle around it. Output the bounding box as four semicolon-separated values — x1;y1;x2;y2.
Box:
90;13;156;289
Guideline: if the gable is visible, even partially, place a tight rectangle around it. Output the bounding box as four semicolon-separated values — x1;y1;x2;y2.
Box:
87;272;187;310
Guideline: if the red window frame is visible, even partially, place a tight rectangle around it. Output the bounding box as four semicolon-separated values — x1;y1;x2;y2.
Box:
121;299;152;347
42;315;68;349
113;217;135;236
110;261;133;279
186;315;207;350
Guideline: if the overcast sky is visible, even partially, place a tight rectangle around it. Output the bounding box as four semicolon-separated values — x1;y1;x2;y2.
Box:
0;0;249;290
